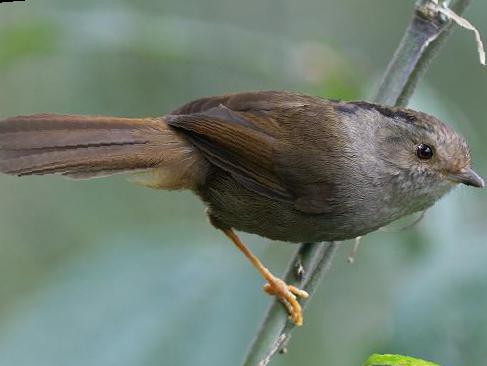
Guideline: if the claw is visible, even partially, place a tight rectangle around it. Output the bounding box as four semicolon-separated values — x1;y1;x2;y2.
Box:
262;278;309;326
220;228;309;326
288;285;309;299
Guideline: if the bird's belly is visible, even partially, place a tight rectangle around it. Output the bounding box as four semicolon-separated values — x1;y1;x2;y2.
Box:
197;174;391;243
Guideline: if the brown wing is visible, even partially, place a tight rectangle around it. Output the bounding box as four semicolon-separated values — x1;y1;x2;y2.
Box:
168;104;293;201
168;91;338;213
169;90;312;115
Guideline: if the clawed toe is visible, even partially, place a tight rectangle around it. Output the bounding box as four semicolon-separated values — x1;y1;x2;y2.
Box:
221;228;309;326
262;278;309;326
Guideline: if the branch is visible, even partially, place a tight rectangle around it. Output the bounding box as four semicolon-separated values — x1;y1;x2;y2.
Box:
243;242;339;366
242;1;475;365
376;0;473;106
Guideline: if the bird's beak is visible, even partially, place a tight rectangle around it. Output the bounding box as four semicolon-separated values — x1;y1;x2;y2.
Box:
449;167;485;188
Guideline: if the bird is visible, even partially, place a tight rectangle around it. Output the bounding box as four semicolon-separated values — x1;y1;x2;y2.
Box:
0;90;483;326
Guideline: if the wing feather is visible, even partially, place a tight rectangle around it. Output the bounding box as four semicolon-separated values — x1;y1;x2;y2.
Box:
168;91;339;214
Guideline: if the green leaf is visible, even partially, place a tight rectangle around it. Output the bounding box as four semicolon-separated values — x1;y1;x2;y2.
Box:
364;354;439;366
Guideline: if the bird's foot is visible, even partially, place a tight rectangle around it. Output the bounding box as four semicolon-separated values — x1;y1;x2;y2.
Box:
219;227;309;326
262;276;309;326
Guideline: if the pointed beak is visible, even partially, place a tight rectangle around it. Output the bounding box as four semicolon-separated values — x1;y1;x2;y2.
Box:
449;167;485;188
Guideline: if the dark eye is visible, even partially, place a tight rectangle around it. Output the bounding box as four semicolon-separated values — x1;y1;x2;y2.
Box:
416;143;434;160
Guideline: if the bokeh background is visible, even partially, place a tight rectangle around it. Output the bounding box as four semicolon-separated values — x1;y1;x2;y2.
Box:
0;1;486;365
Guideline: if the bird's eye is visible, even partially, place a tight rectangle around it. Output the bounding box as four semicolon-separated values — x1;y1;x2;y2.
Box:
416;143;434;160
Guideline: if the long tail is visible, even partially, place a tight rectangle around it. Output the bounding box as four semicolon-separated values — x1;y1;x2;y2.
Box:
0;113;197;187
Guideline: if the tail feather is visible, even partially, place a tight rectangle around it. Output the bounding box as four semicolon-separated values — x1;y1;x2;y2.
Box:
0;113;194;183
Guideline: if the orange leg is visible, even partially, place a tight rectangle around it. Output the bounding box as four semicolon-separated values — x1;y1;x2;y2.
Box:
222;228;309;326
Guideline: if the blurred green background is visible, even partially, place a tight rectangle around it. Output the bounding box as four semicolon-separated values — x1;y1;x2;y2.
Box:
0;1;486;365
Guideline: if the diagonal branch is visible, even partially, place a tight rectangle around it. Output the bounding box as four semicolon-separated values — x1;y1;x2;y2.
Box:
242;1;475;365
377;0;473;106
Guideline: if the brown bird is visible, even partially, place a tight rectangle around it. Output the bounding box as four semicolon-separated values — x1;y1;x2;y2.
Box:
0;91;484;326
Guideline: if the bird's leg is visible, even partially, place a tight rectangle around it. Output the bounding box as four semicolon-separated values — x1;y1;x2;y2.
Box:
221;228;309;326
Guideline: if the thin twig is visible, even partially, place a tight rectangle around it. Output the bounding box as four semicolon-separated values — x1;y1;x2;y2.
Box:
242;1;476;365
243;242;339;366
379;0;474;106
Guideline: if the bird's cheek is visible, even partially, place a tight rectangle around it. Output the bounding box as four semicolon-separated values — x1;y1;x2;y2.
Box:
434;169;454;185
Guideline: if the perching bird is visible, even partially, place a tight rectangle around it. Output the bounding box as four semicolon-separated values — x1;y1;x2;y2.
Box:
0;91;483;325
